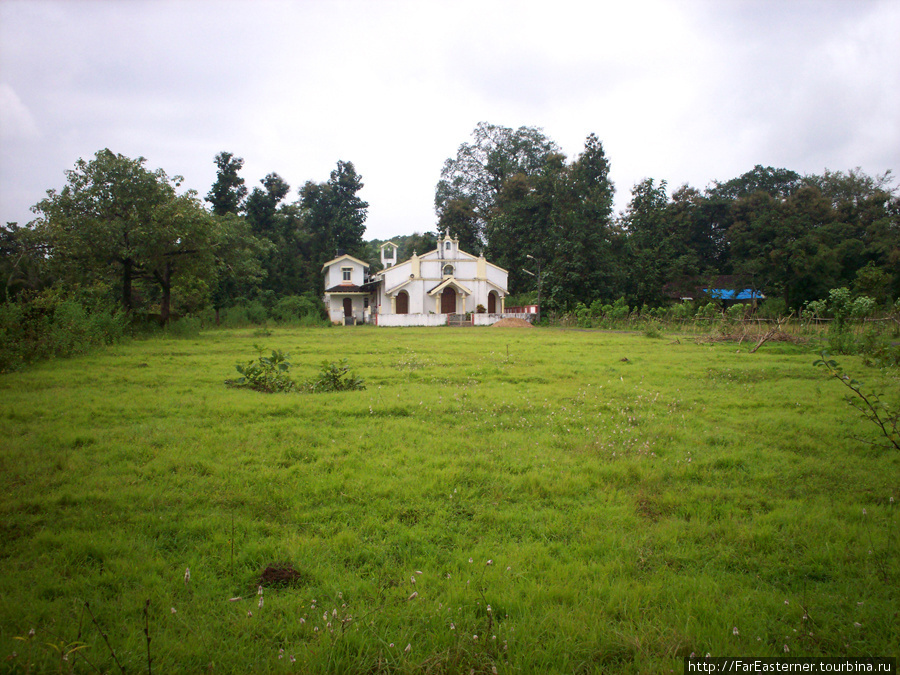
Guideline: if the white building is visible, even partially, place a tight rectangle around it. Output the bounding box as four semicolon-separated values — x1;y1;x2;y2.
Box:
322;235;511;326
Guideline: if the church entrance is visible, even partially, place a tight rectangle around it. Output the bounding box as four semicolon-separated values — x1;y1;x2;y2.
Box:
396;291;409;314
441;287;456;314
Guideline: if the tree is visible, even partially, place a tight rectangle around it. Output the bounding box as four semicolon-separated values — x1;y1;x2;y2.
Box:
436;197;480;253
299;160;368;263
435;122;560;246
206;151;248;216
707;165;801;201
0;222;49;301
622;178;671;306
33;149;217;323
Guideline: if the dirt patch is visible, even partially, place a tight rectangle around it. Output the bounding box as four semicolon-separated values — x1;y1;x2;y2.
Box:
492;318;534;328
258;563;306;588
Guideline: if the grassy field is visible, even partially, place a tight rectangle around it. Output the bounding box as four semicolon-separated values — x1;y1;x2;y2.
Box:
1;326;898;674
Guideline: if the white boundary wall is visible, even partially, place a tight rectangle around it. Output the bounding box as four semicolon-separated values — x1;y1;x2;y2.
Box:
375;313;533;327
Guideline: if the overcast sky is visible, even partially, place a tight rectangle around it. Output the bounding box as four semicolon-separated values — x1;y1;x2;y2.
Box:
2;0;898;240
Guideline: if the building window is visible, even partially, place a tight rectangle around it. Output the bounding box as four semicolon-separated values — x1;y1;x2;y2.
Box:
443;264;454;276
342;267;352;282
445;241;451;251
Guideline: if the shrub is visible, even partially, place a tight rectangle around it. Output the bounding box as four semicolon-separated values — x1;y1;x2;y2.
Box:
164;317;202;339
309;358;366;393
696;302;720;319
726;303;747;322
226;347;297;393
757;297;787;319
271;295;327;323
0;288;128;373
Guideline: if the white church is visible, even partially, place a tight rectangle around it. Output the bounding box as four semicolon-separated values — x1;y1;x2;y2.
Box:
322;234;512;326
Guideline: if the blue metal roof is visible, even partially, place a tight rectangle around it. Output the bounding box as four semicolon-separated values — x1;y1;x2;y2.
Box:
704;288;764;300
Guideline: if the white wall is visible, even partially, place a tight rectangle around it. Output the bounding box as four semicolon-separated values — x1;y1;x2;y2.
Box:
324;258;367;289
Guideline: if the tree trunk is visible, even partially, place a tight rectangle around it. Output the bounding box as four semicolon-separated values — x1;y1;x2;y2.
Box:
122;258;134;312
155;262;172;326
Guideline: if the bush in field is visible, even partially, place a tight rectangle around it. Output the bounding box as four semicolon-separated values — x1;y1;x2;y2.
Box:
309;358;366;392
226;349;364;394
226;347;297;393
0;288;128;372
726;303;747;323
164;317;202;338
222;300;268;327
271;294;328;324
696;302;720;319
757;297;787;319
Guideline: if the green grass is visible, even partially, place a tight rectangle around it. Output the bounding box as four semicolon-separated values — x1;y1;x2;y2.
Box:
1;326;898;674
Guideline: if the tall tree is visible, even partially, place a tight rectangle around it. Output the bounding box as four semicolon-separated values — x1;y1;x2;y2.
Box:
206;151;248;216
622;178;672;306
437;197;481;253
33;149;217;322
300;160;368;263
435;122;560;246
708;165;802;201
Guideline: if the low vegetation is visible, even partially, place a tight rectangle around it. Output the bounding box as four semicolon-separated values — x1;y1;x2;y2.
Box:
1;326;897;673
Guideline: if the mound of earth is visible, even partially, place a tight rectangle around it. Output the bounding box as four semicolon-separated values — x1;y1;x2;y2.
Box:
492;317;534;328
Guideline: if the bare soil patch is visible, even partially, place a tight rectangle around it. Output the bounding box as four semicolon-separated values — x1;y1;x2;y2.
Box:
492;318;534;328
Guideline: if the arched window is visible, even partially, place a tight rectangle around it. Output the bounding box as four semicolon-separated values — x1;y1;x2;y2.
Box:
443;264;454;276
445;241;452;251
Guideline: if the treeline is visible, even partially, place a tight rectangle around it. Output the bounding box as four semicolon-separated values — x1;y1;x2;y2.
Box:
435;122;899;313
0;149;370;370
2;127;898;370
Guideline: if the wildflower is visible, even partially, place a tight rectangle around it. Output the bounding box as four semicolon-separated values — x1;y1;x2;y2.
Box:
332;608;337;618
473;634;478;641
803;613;808;621
854;622;862;627
487;605;492;614
408;592;418;601
258;596;264;609
410;576;416;584
171;607;177;614
290;655;296;663
28;629;35;637
486;559;493;565
415;570;422;575
784;644;790;653
469;558;473;563
300;617;305;624
279;649;284;659
314;626;319;632
450;623;455;630
389;643;394;648
184;568;190;585
733;626;739;636
258;585;263;595
862;508;867;515
784;600;789;605
229;597;242;602
248;610;253;618
506;566;511;571
404;644;411;653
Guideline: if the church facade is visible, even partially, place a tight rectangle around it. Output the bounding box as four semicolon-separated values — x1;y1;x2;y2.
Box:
322;235;510;326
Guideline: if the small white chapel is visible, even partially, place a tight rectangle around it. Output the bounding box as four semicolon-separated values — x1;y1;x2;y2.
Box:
322;234;510;326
